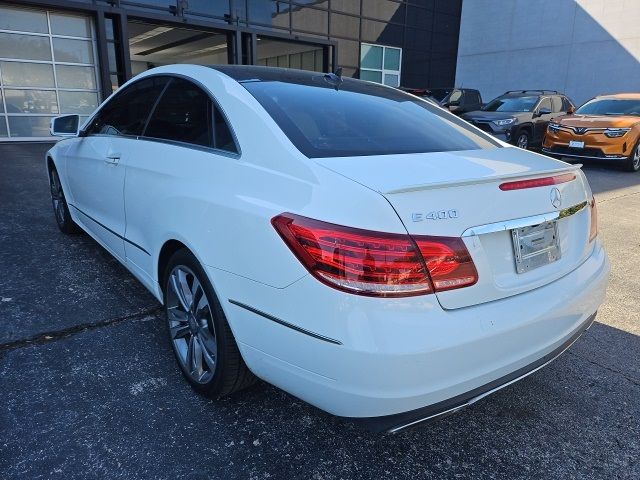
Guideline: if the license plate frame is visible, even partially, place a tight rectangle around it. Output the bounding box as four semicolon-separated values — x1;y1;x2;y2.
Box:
511;221;561;274
569;140;585;149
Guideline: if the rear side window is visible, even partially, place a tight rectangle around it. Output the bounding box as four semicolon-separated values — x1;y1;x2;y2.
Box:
538;97;552;112
551;96;563;112
144;78;212;148
85;77;168;136
214;109;237;153
242;79;497;158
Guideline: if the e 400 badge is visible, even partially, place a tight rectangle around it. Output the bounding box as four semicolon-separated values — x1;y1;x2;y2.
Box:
412;210;459;222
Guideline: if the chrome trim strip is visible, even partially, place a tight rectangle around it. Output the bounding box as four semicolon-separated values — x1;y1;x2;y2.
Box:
228;299;343;345
461;201;588;237
559;126;606;134
542;148;627;161
388;313;596;433
69;204;151;256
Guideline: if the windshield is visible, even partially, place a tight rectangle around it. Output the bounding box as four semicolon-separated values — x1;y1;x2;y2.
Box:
575;99;640;116
242;79;498;158
482;96;538;112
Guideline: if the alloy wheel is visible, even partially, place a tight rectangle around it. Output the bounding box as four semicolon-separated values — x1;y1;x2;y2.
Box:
166;265;217;384
516;133;529;150
50;170;66;225
633;144;640;171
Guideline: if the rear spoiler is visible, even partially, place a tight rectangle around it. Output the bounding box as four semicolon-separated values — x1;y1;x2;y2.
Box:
383;164;583;195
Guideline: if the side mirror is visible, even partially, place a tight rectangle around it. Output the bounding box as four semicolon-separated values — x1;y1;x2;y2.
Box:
50;114;80;137
537;107;552;117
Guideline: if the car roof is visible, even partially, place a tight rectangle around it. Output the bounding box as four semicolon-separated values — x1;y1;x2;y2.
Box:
210;65;325;84
207;64;426;100
595;93;640;100
500;91;557;97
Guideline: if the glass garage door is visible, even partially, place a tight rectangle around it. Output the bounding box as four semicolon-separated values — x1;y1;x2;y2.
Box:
0;5;101;140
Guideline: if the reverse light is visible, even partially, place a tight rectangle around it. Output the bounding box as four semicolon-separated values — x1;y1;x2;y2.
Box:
499;173;576;191
589;197;598;242
272;213;478;297
604;128;630;138
493;118;515;126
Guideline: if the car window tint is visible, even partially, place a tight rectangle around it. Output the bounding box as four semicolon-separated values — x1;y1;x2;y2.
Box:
575;98;640;116
482;96;538;112
144;78;212;147
214;108;237;153
243;80;497;158
85;77;167;136
468;91;480;104
538;97;552;112
562;97;573;111
551;96;563;112
449;90;462;102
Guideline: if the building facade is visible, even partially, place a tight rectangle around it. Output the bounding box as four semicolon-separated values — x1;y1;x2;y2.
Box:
456;0;640;105
0;0;462;141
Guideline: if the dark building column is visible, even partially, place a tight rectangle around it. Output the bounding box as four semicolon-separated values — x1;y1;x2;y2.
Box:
94;8;112;101
116;12;132;81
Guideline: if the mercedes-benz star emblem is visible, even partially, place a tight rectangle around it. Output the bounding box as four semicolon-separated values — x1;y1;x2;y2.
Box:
550;187;562;209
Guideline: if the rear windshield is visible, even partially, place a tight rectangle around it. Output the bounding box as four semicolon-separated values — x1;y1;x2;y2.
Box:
575;99;640;116
241;78;498;158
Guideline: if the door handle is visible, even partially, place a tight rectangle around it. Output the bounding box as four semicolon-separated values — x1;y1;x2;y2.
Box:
105;153;121;165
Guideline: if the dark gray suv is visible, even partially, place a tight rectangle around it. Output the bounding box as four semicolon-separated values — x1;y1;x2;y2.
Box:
462;90;575;150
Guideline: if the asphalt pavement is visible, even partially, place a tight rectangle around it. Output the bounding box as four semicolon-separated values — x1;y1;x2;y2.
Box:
1;143;638;479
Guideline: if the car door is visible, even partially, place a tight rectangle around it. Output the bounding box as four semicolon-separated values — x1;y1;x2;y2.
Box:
64;76;169;261
122;77;239;289
532;97;554;143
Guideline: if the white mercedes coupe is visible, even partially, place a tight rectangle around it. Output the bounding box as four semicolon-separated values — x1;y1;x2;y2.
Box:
47;65;609;432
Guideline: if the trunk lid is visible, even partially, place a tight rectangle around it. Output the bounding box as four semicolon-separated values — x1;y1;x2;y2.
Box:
315;146;594;309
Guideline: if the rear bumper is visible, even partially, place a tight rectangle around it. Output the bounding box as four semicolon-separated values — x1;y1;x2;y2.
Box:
355;311;596;433
212;240;609;421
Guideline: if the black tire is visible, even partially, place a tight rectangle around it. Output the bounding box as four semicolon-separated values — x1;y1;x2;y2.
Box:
624;140;640;172
514;130;530;150
163;248;256;397
49;168;81;234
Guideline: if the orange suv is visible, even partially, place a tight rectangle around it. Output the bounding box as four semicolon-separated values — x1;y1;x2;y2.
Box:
542;93;640;172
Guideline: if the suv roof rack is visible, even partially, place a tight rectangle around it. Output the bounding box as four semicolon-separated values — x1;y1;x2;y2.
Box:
504;90;559;95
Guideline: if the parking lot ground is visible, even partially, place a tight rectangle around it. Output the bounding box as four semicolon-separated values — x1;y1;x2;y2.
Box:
1;143;639;479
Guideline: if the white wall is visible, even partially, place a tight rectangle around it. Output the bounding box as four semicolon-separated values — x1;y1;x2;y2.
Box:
455;0;640;105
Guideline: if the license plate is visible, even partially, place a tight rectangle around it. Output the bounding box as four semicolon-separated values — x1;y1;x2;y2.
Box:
569;140;584;148
511;221;561;274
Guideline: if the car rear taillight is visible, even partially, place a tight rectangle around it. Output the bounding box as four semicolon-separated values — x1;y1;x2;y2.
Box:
414;237;478;291
271;213;478;297
499;173;576;191
589;197;598;242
